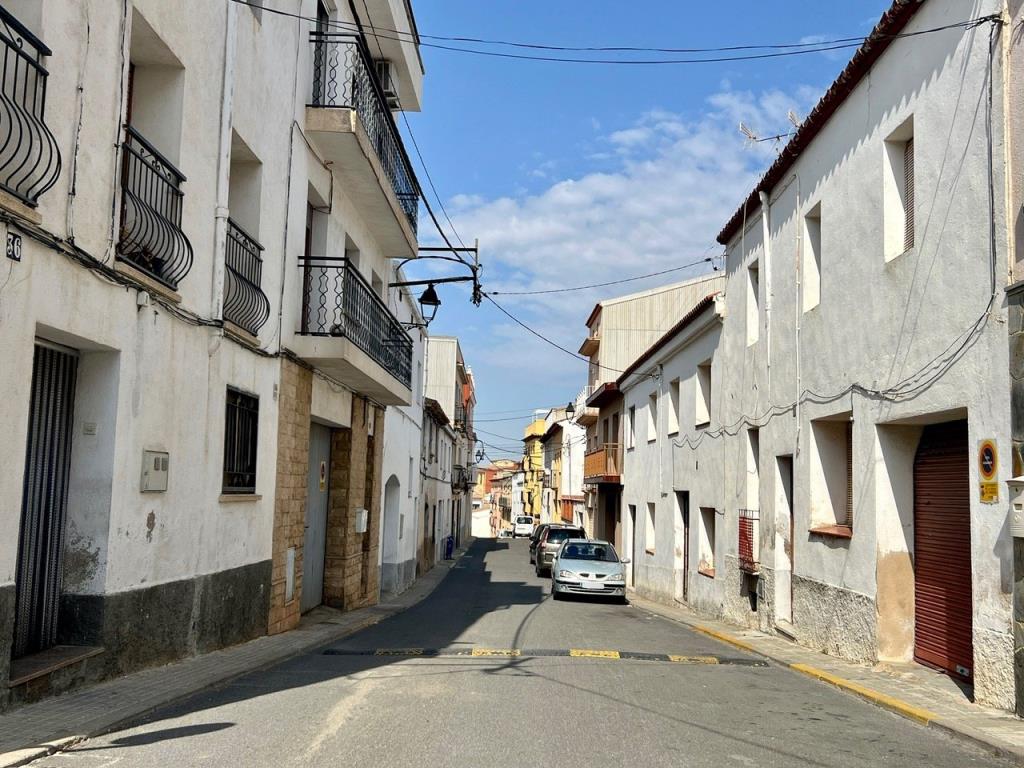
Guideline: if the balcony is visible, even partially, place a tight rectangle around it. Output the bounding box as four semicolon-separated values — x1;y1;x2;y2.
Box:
738;509;760;574
578;333;600;356
0;7;61;214
574;384;598;427
294;256;413;405
306;34;419;258
223;219;270;337
451;465;473;491
584;443;622;484
117;126;193;291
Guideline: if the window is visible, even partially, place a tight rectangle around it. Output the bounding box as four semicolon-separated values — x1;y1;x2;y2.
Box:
746;260;760;346
809;416;854;533
223;387;259;493
408;456;414;497
884;117;915;260
627;406;636;449
645;502;656;555
668;379;680;435
803;203;821;311
127;10;185;166
695;361;712;428
647;393;658;442
699;507;716;577
746;427;760;509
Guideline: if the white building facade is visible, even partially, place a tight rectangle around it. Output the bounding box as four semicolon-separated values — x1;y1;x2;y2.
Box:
0;0;427;709
631;0;1016;710
379;281;426;596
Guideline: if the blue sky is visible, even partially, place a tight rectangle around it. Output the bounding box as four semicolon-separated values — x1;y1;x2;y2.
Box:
399;1;891;458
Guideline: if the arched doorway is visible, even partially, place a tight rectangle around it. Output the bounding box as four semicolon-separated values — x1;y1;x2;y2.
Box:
381;475;401;594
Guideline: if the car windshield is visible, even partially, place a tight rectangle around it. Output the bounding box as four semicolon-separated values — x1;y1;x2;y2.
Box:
546;529;584;544
560;542;618;562
516;517;533;525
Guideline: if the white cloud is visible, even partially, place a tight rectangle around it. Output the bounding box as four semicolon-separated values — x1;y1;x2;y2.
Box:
426;84;819;391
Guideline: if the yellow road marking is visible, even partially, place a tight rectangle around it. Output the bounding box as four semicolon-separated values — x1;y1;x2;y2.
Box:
569;649;621;659
790;664;937;725
374;648;423;656
667;654;719;664
471;648;521;657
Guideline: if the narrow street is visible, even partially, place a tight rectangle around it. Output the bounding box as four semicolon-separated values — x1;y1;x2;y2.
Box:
35;540;1010;768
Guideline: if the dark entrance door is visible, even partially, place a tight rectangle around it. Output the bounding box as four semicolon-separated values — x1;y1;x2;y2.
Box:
13;343;78;658
913;420;973;682
302;423;331;613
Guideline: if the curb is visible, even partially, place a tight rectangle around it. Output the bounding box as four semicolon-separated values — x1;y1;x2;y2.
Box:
788;663;936;725
629;592;1024;763
0;551;467;767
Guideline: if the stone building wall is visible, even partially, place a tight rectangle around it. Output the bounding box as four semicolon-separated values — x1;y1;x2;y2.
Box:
268;360;313;635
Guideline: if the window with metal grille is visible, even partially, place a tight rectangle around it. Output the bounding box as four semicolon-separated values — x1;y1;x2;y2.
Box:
223;387;259;493
903;138;915;251
843;421;853;528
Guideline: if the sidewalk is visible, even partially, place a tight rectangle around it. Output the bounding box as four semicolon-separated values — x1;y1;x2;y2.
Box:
0;549;468;768
629;591;1024;763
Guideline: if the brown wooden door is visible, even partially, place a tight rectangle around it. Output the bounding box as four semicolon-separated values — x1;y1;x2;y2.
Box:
913;420;973;682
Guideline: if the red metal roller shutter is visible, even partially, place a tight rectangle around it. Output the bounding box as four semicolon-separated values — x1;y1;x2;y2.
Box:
913;420;973;681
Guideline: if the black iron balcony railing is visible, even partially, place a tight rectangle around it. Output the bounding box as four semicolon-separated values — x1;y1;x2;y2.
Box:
224;219;270;336
0;6;60;206
117;126;193;290
309;33;419;234
298;255;413;389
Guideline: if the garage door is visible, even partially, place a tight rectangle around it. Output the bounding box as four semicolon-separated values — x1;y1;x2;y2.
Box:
913;420;973;682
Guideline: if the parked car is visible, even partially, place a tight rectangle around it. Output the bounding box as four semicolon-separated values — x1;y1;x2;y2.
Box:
513;515;535;538
534;525;586;576
528;523;553;564
551;539;628;602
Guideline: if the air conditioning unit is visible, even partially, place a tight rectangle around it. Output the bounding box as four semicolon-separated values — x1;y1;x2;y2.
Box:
375;59;400;109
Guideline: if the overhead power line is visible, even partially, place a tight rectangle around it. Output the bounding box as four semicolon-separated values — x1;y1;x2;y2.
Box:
229;2;998;66
490;257;716;296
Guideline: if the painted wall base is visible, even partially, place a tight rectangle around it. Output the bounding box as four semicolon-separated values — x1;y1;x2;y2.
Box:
1;560;270;712
381;559;417;596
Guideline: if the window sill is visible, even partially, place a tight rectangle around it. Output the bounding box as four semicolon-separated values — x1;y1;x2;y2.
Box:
667;429;679;437
698;566;716;579
695;421;710;430
219;493;262;503
645;548;655;556
114;260;183;304
808;524;852;540
223;321;261;348
0;189;42;225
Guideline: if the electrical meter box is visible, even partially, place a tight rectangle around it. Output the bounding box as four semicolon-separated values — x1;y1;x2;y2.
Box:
355;507;369;533
141;450;169;492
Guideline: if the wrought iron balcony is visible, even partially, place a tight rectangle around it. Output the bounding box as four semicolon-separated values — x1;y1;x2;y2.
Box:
584;443;622;483
0;7;60;207
117;126;193;290
309;33;419;234
738;508;760;574
224;219;270;336
298;256;412;389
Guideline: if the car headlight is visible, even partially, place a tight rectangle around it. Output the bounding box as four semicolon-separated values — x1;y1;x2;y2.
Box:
558;570;576;579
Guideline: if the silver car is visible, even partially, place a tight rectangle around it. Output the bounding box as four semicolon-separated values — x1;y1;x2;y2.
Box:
551;539;629;602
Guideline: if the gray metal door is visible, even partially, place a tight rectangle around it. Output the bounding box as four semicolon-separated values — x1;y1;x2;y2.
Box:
302;423;331;613
14;343;78;658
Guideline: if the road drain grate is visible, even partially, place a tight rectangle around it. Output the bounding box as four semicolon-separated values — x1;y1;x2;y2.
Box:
320;647;767;666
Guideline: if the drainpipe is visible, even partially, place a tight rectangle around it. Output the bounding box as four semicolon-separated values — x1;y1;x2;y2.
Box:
792;174;803;459
758;191;772;401
210;1;237;347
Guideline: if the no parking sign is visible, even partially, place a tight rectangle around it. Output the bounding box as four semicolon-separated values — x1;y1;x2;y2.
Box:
978;439;998;504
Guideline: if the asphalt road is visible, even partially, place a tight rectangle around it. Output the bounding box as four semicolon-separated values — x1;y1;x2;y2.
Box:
36;539;1013;767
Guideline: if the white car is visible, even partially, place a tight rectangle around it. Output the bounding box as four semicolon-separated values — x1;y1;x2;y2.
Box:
513;515;535;538
551;539;629;602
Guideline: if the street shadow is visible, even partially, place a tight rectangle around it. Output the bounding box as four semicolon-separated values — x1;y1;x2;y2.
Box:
76;539;831;766
74;723;235;750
